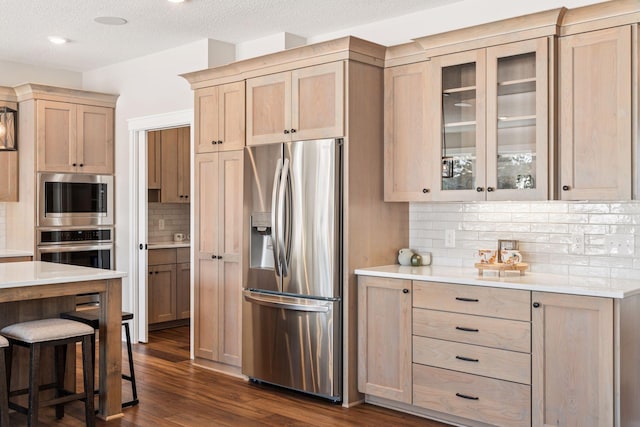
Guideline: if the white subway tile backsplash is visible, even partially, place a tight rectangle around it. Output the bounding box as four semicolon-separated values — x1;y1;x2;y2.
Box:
409;201;640;279
148;203;190;243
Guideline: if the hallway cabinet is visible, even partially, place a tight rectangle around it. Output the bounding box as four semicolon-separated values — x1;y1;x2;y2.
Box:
160;126;190;203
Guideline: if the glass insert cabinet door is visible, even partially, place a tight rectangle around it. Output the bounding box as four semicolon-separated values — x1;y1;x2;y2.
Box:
430;38;549;201
430;49;486;201
486;38;549;201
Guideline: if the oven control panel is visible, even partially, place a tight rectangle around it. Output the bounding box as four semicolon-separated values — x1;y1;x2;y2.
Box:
39;229;112;244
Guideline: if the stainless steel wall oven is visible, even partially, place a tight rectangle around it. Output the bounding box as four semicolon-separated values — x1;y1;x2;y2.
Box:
37;228;114;270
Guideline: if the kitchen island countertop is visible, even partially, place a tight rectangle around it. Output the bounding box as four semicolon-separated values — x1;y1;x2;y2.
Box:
355;264;640;299
0;261;126;288
0;249;33;258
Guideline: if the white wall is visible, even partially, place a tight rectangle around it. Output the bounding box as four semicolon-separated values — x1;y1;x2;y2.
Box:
236;32;306;60
308;0;603;46
0;59;82;88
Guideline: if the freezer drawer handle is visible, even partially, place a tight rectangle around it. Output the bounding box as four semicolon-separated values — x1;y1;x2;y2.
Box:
243;293;329;313
455;297;479;302
455;326;479;333
455;355;479;363
456;393;479;401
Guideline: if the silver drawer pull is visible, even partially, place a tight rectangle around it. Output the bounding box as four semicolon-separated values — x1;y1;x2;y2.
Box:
456;355;479;363
456;392;479;401
455;326;479;333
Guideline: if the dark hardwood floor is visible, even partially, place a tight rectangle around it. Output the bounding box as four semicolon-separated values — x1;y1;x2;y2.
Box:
9;326;449;426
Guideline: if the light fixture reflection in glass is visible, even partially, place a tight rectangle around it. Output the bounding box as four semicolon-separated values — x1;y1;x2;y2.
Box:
48;36;68;44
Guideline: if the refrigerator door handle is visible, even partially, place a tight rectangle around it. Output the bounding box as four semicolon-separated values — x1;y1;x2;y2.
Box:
243;291;330;313
271;161;283;277
277;158;290;277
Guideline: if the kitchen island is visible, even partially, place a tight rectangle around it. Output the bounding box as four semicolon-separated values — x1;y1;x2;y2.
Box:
0;261;126;420
355;265;640;427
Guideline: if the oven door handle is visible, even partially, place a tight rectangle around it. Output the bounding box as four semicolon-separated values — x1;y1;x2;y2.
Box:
37;243;113;253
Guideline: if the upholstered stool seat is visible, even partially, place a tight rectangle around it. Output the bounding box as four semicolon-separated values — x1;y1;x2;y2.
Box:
1;318;95;427
61;309;139;408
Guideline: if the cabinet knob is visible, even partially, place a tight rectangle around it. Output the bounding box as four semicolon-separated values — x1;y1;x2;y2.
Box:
212;140;218;145
284;129;290;134
476;187;484;192
402;289;409;294
185;195;189;199
72;163;77;167
533;302;540;308
422;188;429;194
562;185;570;191
218;140;223;144
487;187;494;192
211;255;216;259
79;163;84;167
218;256;223;260
149;271;153;275
290;129;296;133
179;195;184;198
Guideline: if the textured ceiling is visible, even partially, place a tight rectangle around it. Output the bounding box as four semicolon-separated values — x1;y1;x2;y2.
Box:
0;0;458;72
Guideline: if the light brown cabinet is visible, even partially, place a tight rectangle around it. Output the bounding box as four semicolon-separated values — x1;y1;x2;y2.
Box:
558;25;632;200
147;130;161;190
383;62;431;201
194;150;243;366
148;247;191;326
195;81;245;154
246;61;344;145
160;126;190;203
357;276;412;404
531;292;613;427
428;38;550;202
36;100;114;174
0;151;18;202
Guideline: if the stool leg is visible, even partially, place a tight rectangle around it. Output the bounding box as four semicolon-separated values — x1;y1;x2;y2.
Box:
0;348;9;427
82;335;95;427
122;322;139;408
28;344;41;427
54;344;66;419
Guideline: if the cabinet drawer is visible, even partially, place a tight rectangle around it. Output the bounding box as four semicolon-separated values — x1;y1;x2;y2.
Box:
148;248;177;265
177;247;190;263
413;364;530;427
413;336;530;384
413;282;530;321
413;309;531;353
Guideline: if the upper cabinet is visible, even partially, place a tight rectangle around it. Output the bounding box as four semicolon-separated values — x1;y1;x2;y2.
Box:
160;126;190;203
558;24;633;200
246;61;344;145
36;100;114;174
428;38;550;202
195;81;245;154
384;62;431;201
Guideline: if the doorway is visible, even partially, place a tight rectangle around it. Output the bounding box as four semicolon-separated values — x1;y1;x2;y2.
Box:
127;110;193;353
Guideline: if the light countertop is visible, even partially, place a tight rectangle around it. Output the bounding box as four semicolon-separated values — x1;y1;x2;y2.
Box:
354;265;640;299
148;242;191;249
0;261;126;289
0;249;33;258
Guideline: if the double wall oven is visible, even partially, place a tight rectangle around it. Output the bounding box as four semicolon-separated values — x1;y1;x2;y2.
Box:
36;173;115;271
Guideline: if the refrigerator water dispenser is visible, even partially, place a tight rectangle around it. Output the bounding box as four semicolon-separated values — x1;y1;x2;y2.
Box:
250;212;274;269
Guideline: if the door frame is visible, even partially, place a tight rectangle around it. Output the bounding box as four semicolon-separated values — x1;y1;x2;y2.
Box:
127;109;193;346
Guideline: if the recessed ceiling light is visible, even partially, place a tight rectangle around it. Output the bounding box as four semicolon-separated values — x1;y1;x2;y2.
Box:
168;0;186;3
48;36;68;45
94;16;128;26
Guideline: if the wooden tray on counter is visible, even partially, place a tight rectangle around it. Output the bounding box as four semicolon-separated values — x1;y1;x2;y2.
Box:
475;262;528;276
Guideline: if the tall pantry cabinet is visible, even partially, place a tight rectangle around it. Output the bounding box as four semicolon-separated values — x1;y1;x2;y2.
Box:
183;37;408;402
191;81;245;368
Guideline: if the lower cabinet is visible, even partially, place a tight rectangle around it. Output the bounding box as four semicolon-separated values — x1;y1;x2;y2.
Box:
148;247;191;327
357;276;412;403
357;276;624;427
193;150;243;367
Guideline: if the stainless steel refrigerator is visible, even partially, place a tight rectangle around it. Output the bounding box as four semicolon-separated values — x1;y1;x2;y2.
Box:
242;138;342;402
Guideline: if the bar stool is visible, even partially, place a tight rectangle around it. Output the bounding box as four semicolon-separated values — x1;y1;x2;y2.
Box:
0;335;9;427
60;309;139;408
1;318;95;427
